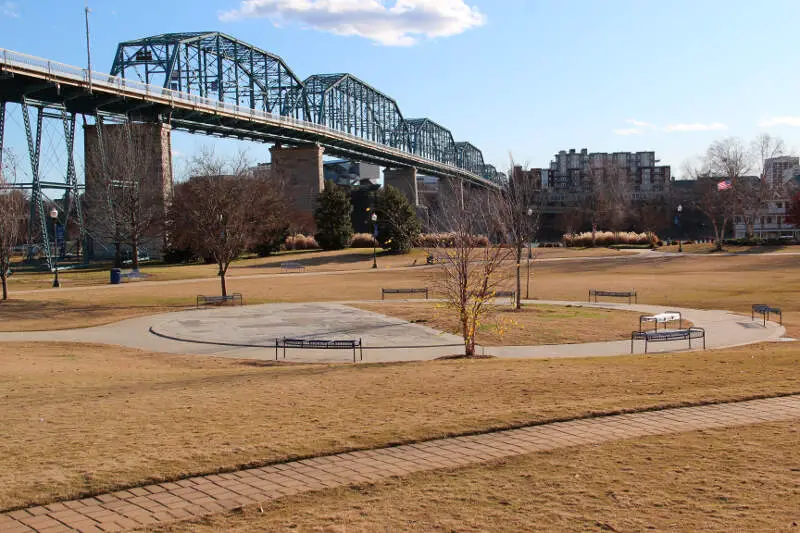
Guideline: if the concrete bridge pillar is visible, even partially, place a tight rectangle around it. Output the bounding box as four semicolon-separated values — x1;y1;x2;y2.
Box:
83;121;173;259
270;144;324;229
439;176;465;209
383;166;418;206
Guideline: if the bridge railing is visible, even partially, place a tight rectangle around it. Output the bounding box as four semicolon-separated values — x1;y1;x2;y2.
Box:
0;48;498;186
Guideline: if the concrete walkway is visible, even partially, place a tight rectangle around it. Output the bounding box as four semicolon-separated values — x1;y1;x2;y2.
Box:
0;300;786;363
1;394;797;533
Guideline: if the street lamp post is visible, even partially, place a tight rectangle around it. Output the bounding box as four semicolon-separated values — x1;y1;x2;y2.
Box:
676;204;683;253
371;212;378;269
49;207;60;288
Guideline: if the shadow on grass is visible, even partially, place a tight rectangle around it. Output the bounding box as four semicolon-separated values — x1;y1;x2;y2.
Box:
0;299;190;330
241;250;401;270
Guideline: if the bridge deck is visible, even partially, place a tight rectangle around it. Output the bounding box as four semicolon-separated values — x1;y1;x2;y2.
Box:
0;48;496;186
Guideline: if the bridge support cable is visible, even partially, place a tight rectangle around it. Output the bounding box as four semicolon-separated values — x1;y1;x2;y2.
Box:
21;99;54;269
61;108;86;263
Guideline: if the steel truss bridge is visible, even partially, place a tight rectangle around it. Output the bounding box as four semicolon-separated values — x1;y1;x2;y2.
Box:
0;32;500;268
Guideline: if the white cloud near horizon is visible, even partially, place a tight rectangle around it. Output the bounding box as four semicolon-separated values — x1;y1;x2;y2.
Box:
625;119;655;128
759;116;800;128
219;0;486;46
663;122;727;132
1;1;20;18
612;127;643;136
612;119;727;135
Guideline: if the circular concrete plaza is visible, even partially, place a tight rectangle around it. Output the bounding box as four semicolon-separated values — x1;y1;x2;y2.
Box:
0;300;787;363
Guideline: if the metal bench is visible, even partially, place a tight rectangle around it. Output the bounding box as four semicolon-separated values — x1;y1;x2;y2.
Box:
493;290;516;303
381;287;429;300
639;311;682;332
751;304;782;326
630;327;705;354
280;262;306;273
589;289;637;304
275;337;363;363
196;293;244;308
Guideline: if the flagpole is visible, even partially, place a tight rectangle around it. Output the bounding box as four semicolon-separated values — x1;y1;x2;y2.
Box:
84;1;92;93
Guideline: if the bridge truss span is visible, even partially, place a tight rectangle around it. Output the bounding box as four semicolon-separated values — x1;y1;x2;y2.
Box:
110;32;304;116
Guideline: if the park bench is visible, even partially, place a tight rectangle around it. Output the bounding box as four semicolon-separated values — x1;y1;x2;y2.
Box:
589;289;637;304
275;337;363;363
280;262;306;273
196;293;244;308
751;304;782;326
381;287;429;300
493;290;517;304
630;327;705;354
639;311;683;332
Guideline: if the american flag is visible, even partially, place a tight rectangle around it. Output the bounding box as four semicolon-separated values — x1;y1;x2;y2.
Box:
717;180;732;191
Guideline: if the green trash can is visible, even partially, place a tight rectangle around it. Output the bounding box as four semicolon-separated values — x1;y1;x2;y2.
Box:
110;268;122;285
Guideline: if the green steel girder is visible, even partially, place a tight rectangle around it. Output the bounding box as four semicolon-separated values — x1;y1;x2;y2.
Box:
103;32;500;180
298;73;409;150
455;141;485;178
405;118;457;167
110;32;303;116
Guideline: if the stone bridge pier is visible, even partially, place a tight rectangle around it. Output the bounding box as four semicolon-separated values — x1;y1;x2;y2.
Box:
383;166;419;206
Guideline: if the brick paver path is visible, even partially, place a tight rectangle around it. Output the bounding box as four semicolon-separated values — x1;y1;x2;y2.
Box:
2;395;798;532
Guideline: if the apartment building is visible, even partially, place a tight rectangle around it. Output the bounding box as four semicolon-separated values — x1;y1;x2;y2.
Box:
539;148;671;202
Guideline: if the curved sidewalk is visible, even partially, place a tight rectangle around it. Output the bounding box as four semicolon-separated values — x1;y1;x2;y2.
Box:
1;394;798;532
0;300;786;363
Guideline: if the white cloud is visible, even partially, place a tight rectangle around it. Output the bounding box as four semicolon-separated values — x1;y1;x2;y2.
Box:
1;1;19;18
625;119;654;128
759;116;800;128
219;0;486;46
613;127;643;136
663;122;727;132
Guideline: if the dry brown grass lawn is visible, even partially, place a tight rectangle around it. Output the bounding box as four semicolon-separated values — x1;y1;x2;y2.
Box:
354;302;644;345
154;421;800;533
660;242;800;254
2;252;798;334
6;247;629;291
1;341;798;510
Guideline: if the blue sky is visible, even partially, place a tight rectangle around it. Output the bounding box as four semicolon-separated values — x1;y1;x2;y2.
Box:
2;0;800;179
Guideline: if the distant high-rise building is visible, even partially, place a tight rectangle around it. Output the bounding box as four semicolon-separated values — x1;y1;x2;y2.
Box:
542;148;670;200
763;155;800;186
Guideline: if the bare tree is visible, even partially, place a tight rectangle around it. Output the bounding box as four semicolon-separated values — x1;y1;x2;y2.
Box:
85;121;166;269
740;134;788;238
582;158;632;244
428;181;512;356
169;149;284;297
685;138;751;249
0;150;25;300
497;161;542;310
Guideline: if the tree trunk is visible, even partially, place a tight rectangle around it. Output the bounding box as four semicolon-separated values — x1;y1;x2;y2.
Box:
515;246;522;310
591;223;597;247
219;263;227;297
114;241;122;268
1;273;7;301
461;313;473;356
132;236;140;272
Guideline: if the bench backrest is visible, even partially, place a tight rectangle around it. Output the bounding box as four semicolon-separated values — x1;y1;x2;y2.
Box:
592;290;635;297
632;327;704;342
382;288;427;293
280;337;360;349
